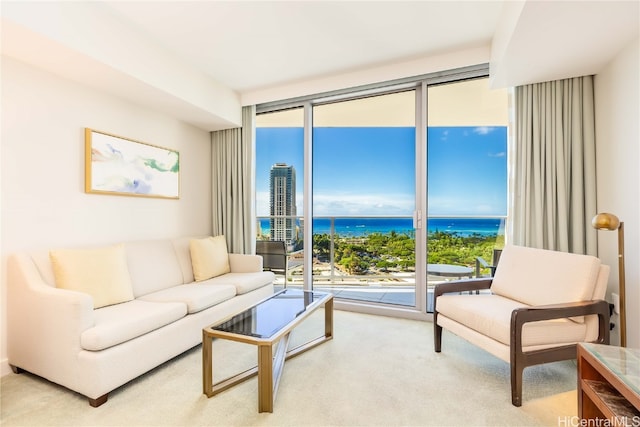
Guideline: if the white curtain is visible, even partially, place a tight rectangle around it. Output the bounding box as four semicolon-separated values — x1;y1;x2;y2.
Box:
211;106;256;254
512;76;597;255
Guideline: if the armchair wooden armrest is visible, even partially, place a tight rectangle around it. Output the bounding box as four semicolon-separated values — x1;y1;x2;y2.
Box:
511;299;611;329
509;299;610;406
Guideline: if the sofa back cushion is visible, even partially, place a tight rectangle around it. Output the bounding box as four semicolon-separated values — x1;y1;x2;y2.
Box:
491;245;602;308
171;237;196;284
124;239;185;297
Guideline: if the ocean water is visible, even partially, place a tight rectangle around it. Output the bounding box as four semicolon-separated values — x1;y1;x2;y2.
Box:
258;217;504;238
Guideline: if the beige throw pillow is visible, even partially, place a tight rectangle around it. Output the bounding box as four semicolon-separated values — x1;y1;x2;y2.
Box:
50;244;134;309
190;236;231;281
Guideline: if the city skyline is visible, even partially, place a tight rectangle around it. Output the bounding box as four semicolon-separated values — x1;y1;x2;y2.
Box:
256;125;507;218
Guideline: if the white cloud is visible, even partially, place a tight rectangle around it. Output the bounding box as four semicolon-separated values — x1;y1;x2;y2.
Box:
428;195;505;216
258;191;505;218
473;126;495;135
312;192;415;216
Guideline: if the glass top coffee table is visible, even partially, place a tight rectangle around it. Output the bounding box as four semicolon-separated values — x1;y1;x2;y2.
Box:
202;289;334;413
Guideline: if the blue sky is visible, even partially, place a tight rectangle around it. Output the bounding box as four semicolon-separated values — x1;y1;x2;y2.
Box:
256;126;507;217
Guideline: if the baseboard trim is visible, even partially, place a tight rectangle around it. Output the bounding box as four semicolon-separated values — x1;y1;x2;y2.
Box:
1;358;12;377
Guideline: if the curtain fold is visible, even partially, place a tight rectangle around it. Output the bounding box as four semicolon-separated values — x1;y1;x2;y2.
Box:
211;105;256;254
512;76;597;255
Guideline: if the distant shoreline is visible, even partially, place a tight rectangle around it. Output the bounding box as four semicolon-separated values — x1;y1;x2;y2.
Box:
258;217;504;238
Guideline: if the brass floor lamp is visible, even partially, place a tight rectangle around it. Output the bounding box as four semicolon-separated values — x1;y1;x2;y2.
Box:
592;213;626;347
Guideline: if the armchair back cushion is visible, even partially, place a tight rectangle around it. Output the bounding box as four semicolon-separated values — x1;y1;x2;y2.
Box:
491;245;602;313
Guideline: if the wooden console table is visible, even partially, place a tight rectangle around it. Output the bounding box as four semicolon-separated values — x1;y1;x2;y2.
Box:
577;343;640;424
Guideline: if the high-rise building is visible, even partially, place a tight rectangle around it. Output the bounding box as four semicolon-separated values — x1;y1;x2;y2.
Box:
270;163;297;245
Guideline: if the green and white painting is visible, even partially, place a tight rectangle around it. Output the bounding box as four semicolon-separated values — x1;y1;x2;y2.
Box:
85;129;180;199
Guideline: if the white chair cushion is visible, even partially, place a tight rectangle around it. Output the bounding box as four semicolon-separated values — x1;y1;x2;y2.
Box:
437;294;588;347
138;283;237;314
81;300;187;351
491;245;601;307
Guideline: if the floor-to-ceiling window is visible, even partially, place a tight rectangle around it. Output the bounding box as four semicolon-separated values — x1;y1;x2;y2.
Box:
256;66;508;317
312;91;417;306
425;78;508;312
256;108;305;284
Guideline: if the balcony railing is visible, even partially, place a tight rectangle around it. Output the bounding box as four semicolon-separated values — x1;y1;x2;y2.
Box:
257;215;505;293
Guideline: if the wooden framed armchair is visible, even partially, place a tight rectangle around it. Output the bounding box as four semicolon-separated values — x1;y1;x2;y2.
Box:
434;245;610;406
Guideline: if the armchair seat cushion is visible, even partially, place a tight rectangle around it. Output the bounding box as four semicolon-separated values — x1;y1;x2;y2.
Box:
437;294;588;347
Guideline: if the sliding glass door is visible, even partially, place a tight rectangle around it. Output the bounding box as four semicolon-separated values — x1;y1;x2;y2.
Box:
255;108;305;287
255;67;509;316
312;91;417;306
425;78;508;312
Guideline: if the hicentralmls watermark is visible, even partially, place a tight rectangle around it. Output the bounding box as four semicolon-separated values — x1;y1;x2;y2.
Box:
557;416;640;427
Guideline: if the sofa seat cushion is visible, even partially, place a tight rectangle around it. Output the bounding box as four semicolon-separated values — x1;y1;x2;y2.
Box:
436;294;588;347
138;283;237;314
81;300;187;351
203;272;274;295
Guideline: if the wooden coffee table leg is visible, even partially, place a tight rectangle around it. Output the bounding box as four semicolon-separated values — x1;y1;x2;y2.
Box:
257;343;274;413
202;330;213;397
325;298;334;339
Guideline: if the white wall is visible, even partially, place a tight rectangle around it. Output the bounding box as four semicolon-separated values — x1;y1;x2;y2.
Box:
594;37;640;348
0;57;213;375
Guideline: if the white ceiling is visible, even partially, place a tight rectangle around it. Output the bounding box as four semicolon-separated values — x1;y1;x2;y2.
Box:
105;1;505;93
2;1;638;131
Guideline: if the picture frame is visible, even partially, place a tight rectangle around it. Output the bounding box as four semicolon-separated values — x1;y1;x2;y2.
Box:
85;128;180;199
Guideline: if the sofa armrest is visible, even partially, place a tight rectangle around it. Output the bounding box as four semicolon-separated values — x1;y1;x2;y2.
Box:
228;253;263;273
7;254;94;372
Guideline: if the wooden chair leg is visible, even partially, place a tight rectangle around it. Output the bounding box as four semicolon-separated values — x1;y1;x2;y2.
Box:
89;394;108;407
434;318;443;352
511;362;523;407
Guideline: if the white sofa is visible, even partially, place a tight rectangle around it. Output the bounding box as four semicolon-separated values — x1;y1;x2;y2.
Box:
6;236;275;407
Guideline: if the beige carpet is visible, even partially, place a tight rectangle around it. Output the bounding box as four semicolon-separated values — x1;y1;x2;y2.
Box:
1;309;577;426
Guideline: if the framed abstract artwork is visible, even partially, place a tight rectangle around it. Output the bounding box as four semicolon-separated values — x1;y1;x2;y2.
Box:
85;128;180;199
